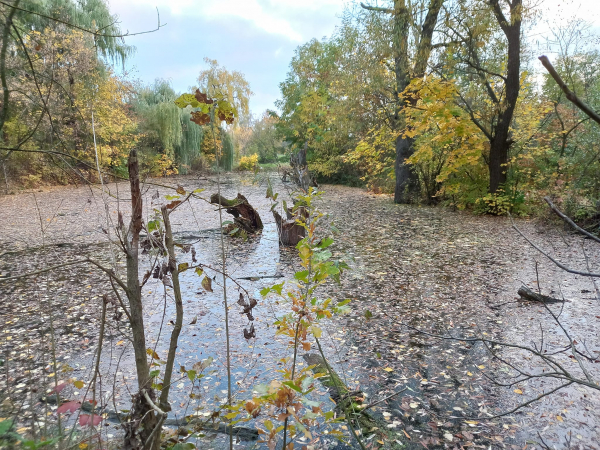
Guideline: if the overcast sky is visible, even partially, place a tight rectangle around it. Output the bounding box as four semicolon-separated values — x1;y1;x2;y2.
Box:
108;0;600;116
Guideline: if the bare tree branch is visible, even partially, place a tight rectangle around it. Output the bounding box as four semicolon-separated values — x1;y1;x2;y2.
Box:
509;214;600;277
539;55;600;125
360;2;394;14
544;197;600;244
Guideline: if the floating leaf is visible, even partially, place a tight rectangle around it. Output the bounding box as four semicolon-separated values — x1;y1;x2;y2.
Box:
57;401;81;414
79;414;102;426
52;382;68;394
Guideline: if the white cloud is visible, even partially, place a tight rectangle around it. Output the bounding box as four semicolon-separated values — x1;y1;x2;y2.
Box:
114;0;346;42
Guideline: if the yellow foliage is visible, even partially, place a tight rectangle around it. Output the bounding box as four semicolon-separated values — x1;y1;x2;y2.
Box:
238;154;259;171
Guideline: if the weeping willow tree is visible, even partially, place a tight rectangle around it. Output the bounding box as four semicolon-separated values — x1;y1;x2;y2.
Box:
133;80;203;173
220;128;234;171
16;0;133;66
178;109;203;172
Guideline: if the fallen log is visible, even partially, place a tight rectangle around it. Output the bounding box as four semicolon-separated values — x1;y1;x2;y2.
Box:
517;285;566;303
39;394;259;441
210;193;263;235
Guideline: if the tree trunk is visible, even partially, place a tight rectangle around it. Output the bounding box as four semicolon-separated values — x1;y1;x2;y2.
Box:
394;134;417;203
487;0;522;194
488;134;509;194
124;149;159;449
289;143;316;192
158;205;183;412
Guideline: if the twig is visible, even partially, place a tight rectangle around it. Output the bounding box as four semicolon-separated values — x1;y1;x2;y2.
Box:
508;214;600;277
361;388;407;411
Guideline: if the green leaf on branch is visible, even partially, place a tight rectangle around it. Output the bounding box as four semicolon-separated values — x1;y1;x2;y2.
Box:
283;381;303;393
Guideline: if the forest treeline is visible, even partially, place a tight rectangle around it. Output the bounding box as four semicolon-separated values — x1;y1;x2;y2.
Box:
0;0;274;187
2;0;600;220
275;0;600;219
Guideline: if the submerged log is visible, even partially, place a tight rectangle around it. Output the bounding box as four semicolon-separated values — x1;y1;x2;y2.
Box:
517;285;566;303
303;353;378;434
39;394;259;441
210;193;263;234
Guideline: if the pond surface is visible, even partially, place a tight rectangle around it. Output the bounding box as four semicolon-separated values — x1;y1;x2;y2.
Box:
1;173;599;449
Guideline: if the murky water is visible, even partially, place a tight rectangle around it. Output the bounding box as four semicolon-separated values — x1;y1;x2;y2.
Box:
2;174;599;449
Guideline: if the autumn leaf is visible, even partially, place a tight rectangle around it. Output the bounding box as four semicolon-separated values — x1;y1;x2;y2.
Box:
57;401;81;414
52;382;68;394
146;348;161;360
78;414;102;426
194;90;214;104
166;200;182;210
73;380;84;389
201;276;213;292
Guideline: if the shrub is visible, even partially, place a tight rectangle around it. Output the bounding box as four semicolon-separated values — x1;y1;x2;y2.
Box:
238;154;259;171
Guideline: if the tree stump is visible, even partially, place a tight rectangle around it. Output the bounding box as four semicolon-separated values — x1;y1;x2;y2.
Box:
210;193;263;234
273;204;308;246
289;143;318;192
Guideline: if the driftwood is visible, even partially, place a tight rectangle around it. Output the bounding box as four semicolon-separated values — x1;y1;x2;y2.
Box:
517;285;566;304
210;193;263;234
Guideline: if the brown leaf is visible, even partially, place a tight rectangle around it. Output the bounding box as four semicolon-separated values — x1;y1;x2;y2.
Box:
243;323;256;340
176;185;186;195
190;111;211;125
194;89;214;104
166;200;182;210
